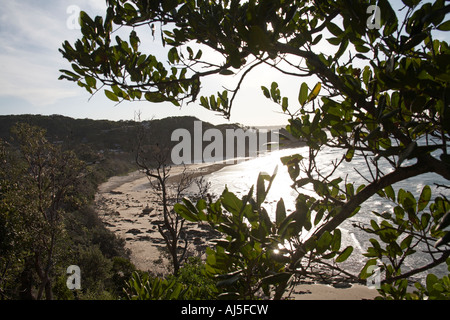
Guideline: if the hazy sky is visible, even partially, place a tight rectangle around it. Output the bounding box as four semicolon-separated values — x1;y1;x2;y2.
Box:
0;1;448;126
0;0;294;126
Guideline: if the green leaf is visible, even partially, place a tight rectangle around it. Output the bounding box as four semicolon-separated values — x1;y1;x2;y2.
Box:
80;11;95;28
345;183;355;199
295;178;312;188
229;49;242;69
331;229;342;252
219;69;234;75
182;197;198;215
426;274;438;291
72;63;86;76
370;219;380;231
59;69;81;81
313;180;329;197
145;92;166;103
298;82;308;106
314;208;325;225
312;34;322;45
402;191;417;213
327;22;344;37
261;86;270;99
400;235;413;250
402;32;428;51
280;154;303;181
369;238;383;253
104;89;119;102
196;199;207;212
111;84;122;97
129;30;139;51
335;38;348;59
355;45;370;53
168;47;179;64
362;66;372;86
278;212;295;239
327;37;341;46
221;190;243;215
276;198;286;226
357;184;366;194
174;203;198;222
136;54;147;67
421;213;431;230
345;148;354;162
316;231;332;254
256;172;270;206
85;76;96;88
187;46;194;59
437;20;450;31
282;97;289;112
356;53;370;60
270;82;280;103
380;0;398;37
195;49;203;60
200;96;209;109
169;283;182;300
123;3;137;15
384;185;396;202
360;258;378;280
336;246;353;262
418;185;431;211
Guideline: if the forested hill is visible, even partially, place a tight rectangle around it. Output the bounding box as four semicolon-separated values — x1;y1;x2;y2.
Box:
0;114;241;155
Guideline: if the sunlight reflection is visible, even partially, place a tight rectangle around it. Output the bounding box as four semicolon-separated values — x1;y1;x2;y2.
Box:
199;144;450;280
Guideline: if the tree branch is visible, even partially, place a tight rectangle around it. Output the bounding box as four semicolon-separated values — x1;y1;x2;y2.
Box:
290;158;436;269
383;251;450;284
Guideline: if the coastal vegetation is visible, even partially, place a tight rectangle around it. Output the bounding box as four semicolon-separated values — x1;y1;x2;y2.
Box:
59;0;450;300
0;115;239;299
0;121;134;299
2;0;449;301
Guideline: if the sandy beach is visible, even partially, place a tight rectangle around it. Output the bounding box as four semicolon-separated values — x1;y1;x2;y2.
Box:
94;162;379;300
95;162;228;275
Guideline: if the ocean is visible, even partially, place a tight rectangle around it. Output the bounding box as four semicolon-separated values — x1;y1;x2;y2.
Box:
196;144;449;284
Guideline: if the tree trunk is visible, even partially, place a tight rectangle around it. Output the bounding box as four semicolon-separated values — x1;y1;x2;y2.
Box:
19;257;35;300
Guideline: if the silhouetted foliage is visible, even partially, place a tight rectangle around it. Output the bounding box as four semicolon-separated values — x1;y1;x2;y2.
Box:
60;0;450;300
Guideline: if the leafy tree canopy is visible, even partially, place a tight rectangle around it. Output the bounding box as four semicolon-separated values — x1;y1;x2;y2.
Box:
60;0;450;299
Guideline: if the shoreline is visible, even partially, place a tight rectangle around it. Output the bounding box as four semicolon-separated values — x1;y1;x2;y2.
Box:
97;161;232;194
94;161;379;300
